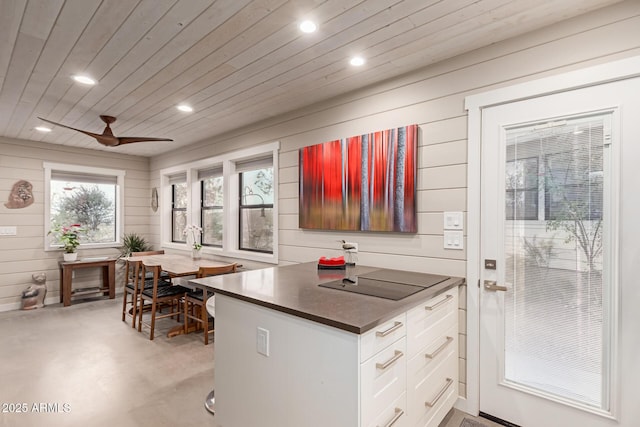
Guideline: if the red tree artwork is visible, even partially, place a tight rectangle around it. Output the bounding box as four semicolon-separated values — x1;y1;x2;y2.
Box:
299;124;417;232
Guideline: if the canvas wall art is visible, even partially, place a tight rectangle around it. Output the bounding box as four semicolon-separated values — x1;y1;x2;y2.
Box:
299;124;417;232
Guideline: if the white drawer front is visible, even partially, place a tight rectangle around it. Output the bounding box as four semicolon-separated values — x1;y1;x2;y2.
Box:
407;324;458;385
368;392;408;427
361;313;407;363
407;350;458;427
361;337;407;427
406;291;458;358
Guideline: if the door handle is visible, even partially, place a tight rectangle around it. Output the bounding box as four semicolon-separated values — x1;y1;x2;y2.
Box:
484;280;507;292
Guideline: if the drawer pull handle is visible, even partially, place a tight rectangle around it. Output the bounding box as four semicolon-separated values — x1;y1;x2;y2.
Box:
376;350;404;371
378;407;404;427
376;321;403;337
425;294;453;311
425;336;453;359
425;378;453;408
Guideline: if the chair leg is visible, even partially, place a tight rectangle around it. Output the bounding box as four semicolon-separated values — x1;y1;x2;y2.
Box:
150;300;157;340
121;288;128;322
137;298;144;332
184;298;189;334
131;292;138;329
202;294;209;345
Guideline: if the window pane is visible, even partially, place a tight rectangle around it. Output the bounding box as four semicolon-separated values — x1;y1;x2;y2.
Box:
173;210;187;242
173;182;188;208
505;157;538;220
203;208;223;246
50;181;116;243
203;176;223;206
240;207;273;252
544;147;603;221
241;168;274;205
504;114;608;409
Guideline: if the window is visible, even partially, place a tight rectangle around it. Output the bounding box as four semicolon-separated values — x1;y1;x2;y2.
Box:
159;142;279;263
239;164;274;253
505;157;539;220
44;163;124;250
200;167;223;247
544;136;604;221
170;174;188;243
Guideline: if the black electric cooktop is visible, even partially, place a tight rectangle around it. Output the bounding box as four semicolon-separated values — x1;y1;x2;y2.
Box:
318;269;450;301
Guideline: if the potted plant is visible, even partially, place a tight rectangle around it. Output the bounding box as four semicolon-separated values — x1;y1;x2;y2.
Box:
119;232;152;259
48;223;86;261
184;224;203;259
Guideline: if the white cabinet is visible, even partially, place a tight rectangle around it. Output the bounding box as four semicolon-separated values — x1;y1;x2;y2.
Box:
360;290;459;427
406;291;459;427
213;288;459;427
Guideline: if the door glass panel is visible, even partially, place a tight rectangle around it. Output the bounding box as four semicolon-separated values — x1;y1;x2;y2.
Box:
503;113;610;410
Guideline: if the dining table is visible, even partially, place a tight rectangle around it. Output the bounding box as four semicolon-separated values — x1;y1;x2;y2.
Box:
126;252;241;416
125;253;237;338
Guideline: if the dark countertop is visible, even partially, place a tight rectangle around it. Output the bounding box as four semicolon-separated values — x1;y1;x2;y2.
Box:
190;262;464;334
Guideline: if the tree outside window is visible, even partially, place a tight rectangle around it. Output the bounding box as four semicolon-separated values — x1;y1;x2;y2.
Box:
172;182;187;243
202;176;223;247
240;168;274;253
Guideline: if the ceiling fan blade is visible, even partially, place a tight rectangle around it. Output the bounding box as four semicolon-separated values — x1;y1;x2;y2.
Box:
116;137;174;145
37;117;103;139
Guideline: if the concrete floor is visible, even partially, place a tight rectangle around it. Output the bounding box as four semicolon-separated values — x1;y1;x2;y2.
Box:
0;298;502;427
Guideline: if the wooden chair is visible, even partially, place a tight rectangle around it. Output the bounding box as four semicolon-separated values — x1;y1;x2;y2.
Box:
184;263;238;345
137;263;189;340
121;250;168;328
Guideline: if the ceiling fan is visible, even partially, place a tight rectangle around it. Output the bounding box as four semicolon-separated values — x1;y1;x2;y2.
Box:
37;115;173;147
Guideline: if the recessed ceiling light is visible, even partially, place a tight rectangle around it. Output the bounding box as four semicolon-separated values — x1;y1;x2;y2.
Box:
35;126;52;133
299;20;317;33
349;56;365;67
72;75;97;85
177;104;193;112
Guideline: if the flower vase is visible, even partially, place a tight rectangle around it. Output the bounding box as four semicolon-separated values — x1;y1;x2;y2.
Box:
63;252;78;262
192;248;202;260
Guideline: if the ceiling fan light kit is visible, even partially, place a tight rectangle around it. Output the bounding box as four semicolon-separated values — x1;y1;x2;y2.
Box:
37;115;173;147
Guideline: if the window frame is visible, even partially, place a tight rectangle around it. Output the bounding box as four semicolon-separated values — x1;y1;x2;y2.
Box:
44;162;125;251
159;142;279;264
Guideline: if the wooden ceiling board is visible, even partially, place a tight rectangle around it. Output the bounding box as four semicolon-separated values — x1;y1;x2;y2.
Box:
0;0;624;156
118;0;418;139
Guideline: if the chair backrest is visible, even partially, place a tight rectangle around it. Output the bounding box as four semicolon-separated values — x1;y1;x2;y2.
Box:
131;250;165;257
196;263;237;278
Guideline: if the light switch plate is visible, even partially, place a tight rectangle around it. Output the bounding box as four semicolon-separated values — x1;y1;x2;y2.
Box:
443;230;464;250
443;212;463;230
0;226;17;236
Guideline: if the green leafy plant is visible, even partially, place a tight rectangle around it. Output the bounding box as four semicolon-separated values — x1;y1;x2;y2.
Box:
120;232;152;258
48;223;86;253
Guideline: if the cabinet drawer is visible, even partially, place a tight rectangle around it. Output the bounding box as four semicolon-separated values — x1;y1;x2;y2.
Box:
407;324;457;387
407;351;458;427
361;313;407;363
361;337;406;427
368;392;408;427
406;291;458;357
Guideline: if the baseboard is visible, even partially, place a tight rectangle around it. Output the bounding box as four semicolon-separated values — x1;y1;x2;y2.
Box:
0;291;123;313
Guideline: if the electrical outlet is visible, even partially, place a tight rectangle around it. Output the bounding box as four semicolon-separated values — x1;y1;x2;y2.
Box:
257;327;270;357
0;226;17;236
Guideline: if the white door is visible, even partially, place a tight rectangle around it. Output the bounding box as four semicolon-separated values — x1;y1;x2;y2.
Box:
479;77;640;426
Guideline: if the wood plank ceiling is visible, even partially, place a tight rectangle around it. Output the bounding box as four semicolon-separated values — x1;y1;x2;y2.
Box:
0;0;622;157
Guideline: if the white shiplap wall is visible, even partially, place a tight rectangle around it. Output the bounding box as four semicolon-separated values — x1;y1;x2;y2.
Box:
0;137;150;310
156;0;640;400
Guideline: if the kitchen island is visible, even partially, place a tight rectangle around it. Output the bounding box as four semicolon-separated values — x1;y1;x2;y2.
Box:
192;262;463;427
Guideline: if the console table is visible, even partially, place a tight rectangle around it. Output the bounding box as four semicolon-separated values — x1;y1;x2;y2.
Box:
58;257;118;307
